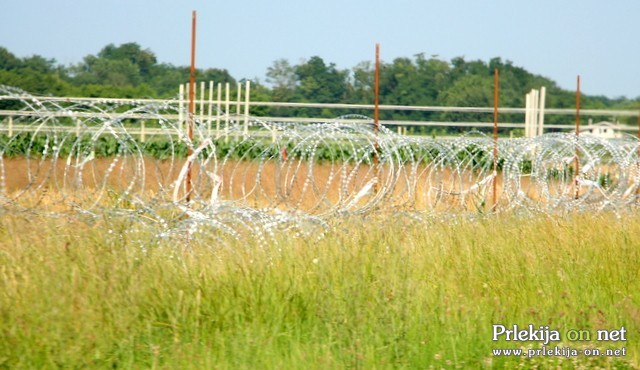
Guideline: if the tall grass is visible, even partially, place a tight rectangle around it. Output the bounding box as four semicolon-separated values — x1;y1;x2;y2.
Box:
0;211;638;369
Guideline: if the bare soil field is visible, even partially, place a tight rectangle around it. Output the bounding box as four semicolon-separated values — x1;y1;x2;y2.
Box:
2;157;552;213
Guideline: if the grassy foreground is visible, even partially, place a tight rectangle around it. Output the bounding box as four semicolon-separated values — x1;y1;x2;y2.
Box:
0;211;639;369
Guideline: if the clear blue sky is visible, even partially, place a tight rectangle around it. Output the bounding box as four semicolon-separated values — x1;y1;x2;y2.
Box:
1;0;638;99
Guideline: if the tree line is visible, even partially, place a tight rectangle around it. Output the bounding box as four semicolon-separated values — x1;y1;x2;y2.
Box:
1;42;638;132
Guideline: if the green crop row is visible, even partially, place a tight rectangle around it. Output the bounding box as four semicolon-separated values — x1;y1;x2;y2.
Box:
0;133;534;172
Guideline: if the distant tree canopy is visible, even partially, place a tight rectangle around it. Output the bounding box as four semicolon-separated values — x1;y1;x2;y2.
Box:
1;42;638;129
0;43;236;98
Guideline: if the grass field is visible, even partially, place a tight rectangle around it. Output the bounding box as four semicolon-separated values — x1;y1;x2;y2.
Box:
1;210;639;369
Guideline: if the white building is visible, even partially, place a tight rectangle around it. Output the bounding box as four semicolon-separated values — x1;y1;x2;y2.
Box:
579;121;625;139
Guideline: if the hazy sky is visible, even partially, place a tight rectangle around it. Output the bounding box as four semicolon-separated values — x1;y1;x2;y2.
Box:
1;0;638;99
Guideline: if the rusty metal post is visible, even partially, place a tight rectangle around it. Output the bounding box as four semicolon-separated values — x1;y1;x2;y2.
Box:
492;68;499;211
186;10;196;203
574;75;581;200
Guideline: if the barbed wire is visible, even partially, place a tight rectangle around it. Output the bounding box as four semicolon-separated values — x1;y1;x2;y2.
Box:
1;86;639;246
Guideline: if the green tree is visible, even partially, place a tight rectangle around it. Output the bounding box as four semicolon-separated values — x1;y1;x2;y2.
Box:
266;59;296;95
71;54;140;87
69;43;158;89
21;55;57;75
200;68;235;88
294;56;348;104
0;48;72;97
146;63;188;97
0;47;21;71
350;61;374;103
439;74;493;123
98;43;157;79
375;55;451;122
265;59;297;116
1;43;638;126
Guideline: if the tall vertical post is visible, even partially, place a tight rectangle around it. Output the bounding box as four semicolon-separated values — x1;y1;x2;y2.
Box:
8;116;13;137
373;43;380;166
186;10;197;203
236;82;242;120
199;81;205;124
574;75;581;200
244;80;251;136
537;86;546;136
216;82;222;136
207;80;214;136
492;68;499;210
178;84;185;131
532;90;536;137
224;82;230;142
524;92;530;138
190;82;197;132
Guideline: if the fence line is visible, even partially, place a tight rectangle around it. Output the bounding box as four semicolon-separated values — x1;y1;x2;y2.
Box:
1;80;639;140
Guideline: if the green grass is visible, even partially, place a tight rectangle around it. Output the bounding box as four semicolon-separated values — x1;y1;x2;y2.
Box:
0;211;639;369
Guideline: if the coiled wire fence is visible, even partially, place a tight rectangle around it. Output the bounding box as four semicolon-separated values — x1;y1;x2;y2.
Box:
1;86;639;247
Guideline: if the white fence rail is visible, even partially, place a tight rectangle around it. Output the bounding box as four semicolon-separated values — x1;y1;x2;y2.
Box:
1;80;639;140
